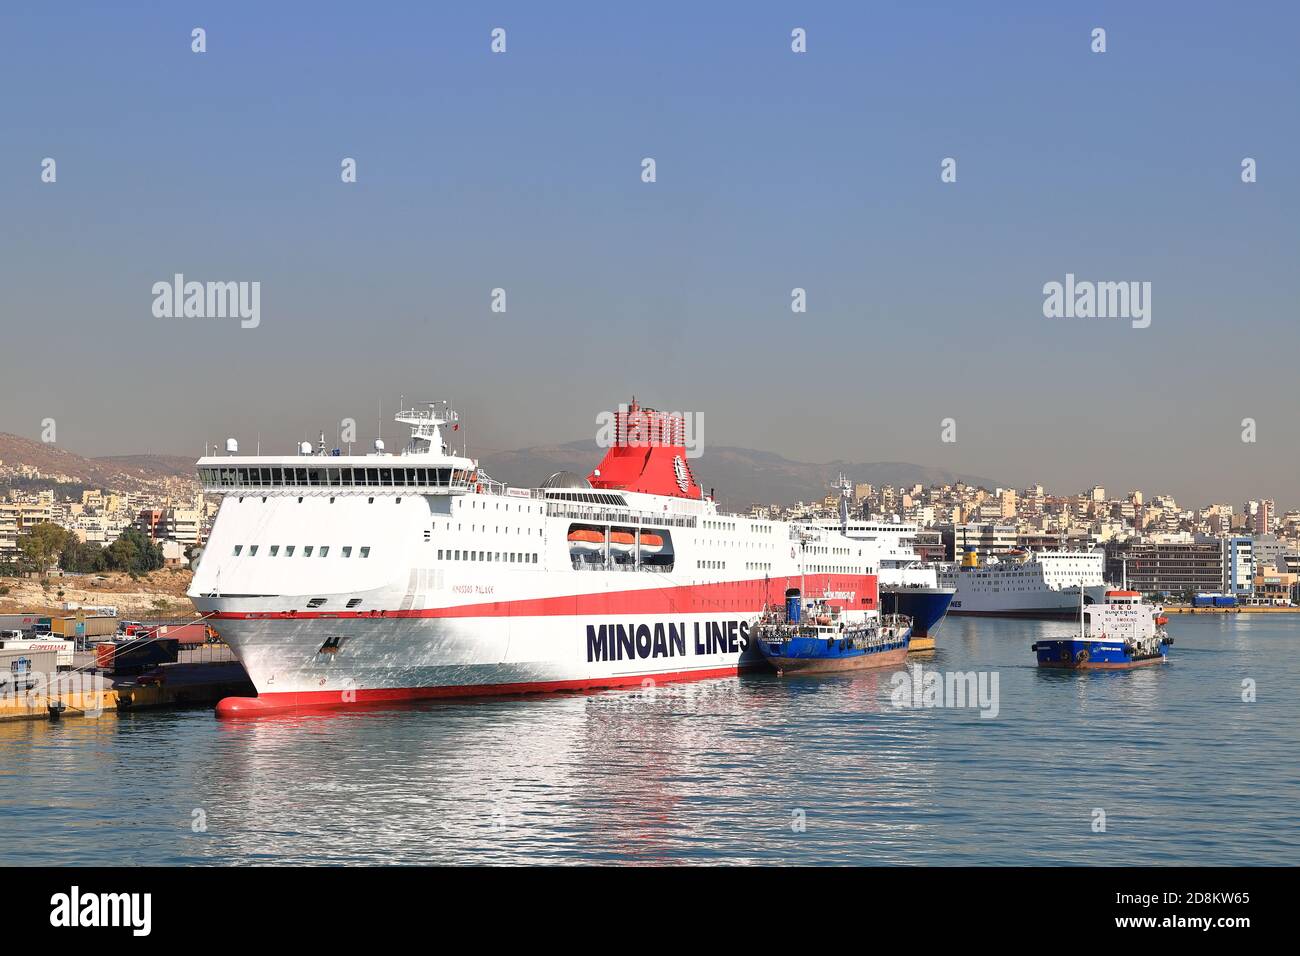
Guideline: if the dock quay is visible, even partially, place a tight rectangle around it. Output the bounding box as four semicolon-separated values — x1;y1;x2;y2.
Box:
1;641;253;722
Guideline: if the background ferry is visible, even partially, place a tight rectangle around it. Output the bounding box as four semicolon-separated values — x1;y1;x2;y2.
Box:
938;548;1108;618
189;399;882;715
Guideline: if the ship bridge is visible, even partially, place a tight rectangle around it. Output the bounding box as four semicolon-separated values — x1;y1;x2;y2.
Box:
197;401;486;495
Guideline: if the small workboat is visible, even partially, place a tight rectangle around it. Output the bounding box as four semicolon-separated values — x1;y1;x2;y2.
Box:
1031;590;1173;669
753;588;911;675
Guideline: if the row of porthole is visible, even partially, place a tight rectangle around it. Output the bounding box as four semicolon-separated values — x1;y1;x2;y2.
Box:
232;544;371;558
437;549;537;564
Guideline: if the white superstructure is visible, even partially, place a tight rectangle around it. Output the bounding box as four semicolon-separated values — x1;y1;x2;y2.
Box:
189;400;882;715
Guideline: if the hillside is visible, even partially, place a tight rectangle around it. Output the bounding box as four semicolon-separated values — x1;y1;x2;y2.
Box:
1;431;1001;508
0;433;196;489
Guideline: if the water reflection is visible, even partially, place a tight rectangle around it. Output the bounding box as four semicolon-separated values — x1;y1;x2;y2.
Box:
2;615;1298;865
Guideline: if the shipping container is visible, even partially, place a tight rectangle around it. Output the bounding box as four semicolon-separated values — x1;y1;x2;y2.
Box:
97;638;178;673
0;613;42;633
51;616;117;638
1214;595;1238;608
0;647;59;690
142;622;208;645
1192;594;1217;607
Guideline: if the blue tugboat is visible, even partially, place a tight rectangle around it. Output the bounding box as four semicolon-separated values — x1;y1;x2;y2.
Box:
753;588;911;675
1031;590;1173;669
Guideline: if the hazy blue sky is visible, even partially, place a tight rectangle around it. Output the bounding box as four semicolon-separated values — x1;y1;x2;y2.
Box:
1;2;1296;507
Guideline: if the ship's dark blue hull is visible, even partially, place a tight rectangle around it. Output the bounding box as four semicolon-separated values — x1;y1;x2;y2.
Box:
881;588;954;639
1031;639;1169;669
757;629;910;674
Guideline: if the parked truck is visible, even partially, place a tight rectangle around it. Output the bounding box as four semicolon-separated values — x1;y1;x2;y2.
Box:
0;633;75;669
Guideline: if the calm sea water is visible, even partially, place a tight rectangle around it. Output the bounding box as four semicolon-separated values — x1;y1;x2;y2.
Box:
2;615;1297;866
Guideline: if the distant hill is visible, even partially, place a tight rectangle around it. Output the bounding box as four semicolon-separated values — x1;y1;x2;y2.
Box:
94;454;197;477
1;431;1000;506
479;440;1002;509
0;433;196;488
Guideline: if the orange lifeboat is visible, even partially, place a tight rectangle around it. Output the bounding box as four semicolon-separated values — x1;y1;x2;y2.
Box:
609;531;636;552
639;533;665;555
567;529;604;552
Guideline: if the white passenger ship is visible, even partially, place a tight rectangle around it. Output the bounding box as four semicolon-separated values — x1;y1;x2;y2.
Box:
938;549;1108;617
189;400;882;715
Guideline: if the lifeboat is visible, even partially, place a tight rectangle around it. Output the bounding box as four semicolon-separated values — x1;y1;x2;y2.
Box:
609;531;636;553
639;533;665;555
567;529;604;552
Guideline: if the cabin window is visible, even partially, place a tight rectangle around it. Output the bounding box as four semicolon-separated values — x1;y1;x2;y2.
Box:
303;546;314;557
342;547;352;558
319;546;330;557
284;546;295;557
269;545;280;557
248;545;258;556
233;545;242;556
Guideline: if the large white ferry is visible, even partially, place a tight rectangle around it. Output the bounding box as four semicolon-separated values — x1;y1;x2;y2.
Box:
189;400;881;715
938;549;1108;617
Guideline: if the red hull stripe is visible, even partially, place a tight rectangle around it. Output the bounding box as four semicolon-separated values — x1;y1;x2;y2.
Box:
209;573;877;621
216;663;751;717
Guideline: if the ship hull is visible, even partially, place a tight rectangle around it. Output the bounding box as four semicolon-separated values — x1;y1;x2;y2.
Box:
1031;639;1169;669
756;627;911;675
215;662;747;716
880;586;953;644
762;642;909;674
203;609;769;716
947;586;1108;620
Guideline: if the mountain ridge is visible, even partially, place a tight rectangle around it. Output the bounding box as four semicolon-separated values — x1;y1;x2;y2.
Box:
0;432;1003;506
